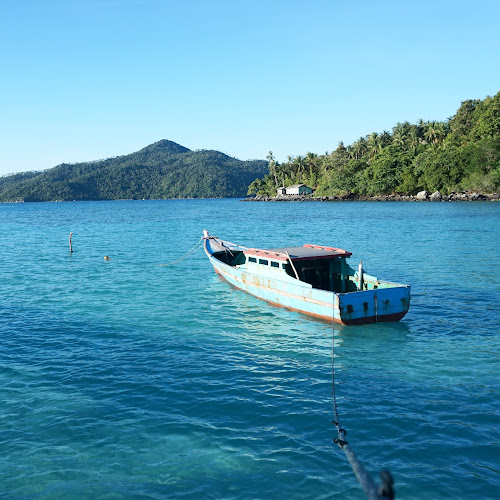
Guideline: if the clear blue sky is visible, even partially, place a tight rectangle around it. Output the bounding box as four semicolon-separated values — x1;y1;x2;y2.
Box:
1;0;499;176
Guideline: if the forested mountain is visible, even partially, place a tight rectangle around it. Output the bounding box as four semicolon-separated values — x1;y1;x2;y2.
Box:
0;140;268;202
248;91;500;197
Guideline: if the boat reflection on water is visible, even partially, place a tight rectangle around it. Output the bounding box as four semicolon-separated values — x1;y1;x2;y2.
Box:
205;272;411;364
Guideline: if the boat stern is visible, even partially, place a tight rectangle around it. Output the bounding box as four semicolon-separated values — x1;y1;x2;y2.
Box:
337;285;410;325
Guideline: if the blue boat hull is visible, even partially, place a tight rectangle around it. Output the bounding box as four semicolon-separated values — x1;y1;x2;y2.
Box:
204;235;410;325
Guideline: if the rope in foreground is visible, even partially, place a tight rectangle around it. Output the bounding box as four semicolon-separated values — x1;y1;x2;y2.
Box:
331;320;395;499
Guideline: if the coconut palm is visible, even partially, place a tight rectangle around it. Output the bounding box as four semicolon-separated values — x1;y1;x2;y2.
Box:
283;155;294;184
351;137;367;160
408;127;420;154
305;152;318;177
358;136;368;157
424;122;447;145
267;151;279;188
379;131;392;148
367;132;381;156
392;122;412;146
294;156;305;183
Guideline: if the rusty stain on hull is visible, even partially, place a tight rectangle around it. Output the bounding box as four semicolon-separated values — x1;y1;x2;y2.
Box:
215;271;407;325
215;274;335;322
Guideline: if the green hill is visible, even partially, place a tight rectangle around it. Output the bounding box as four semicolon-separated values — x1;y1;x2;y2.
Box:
0;140;269;202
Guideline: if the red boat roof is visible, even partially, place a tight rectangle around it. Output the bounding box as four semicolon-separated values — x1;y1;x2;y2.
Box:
243;244;351;261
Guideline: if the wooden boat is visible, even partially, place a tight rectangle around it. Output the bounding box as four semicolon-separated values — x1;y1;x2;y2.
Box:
203;230;410;325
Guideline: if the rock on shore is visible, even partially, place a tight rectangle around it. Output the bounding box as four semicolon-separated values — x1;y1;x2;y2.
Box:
244;191;499;202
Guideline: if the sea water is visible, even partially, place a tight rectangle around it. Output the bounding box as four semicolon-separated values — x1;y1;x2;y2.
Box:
0;199;498;499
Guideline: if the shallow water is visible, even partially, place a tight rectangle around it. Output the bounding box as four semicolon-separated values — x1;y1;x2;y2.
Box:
0;199;499;499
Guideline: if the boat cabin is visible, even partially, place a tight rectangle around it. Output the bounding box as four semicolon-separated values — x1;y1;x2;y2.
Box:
211;242;371;293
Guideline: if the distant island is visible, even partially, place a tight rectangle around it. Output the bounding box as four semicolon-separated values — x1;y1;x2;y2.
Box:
247;91;499;199
0;140;268;202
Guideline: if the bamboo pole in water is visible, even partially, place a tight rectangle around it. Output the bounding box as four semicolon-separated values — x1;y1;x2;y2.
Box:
69;232;73;253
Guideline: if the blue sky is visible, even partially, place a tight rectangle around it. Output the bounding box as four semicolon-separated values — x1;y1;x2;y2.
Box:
1;0;499;176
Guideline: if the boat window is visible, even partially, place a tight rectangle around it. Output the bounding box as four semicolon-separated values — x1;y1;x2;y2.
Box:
270;261;279;268
259;259;268;266
282;264;287;269
248;257;257;263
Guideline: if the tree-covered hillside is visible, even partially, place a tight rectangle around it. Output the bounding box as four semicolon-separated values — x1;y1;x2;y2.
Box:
248;92;500;197
0;140;268;202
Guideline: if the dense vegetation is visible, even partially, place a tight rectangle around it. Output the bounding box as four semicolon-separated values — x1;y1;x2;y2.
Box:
0;140;268;202
248;92;500;197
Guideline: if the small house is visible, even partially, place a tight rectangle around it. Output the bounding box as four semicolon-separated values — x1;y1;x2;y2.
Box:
286;184;313;195
277;186;287;196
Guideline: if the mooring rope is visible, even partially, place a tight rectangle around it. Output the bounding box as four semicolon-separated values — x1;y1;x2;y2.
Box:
331;319;395;500
159;238;204;267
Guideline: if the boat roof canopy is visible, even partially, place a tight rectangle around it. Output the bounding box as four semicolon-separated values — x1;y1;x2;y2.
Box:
244;244;351;261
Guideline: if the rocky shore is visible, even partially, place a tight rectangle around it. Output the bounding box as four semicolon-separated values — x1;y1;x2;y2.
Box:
244;190;499;202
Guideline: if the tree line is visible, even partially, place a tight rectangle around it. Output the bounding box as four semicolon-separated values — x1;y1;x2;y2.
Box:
248;91;500;197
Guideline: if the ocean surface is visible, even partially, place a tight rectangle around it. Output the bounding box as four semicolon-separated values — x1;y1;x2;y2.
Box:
0;199;498;499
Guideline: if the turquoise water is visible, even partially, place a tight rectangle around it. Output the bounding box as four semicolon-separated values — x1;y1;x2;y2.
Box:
0;199;499;499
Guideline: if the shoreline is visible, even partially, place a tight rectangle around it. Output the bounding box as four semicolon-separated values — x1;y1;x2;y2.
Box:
243;191;499;202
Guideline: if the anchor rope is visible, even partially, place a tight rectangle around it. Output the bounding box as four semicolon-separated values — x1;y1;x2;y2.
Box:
159;238;204;267
331;318;395;500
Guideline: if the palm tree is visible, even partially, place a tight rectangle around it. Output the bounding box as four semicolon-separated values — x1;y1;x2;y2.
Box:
367;132;380;156
379;131;392;148
358;136;368;157
416;119;426;139
305;152;317;176
351;137;367;160
435;122;447;145
408;127;420;153
320;155;332;172
267;151;278;188
283;155;294;184
392;121;412;146
294;156;305;183
424;122;446;145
